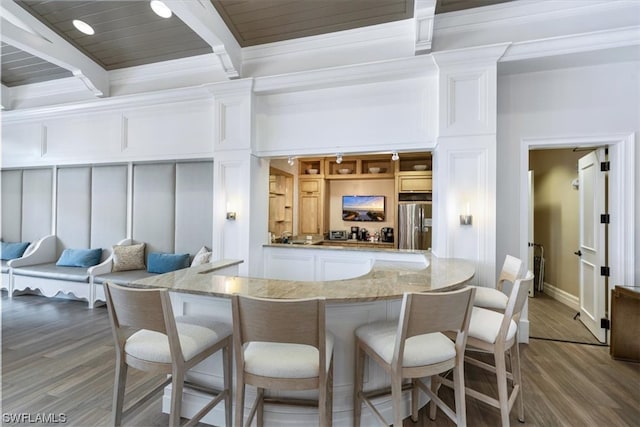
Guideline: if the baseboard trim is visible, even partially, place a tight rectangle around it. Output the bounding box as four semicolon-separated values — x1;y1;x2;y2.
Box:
542;282;580;312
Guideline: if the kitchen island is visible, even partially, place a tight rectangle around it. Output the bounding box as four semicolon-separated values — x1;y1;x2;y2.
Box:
131;248;475;426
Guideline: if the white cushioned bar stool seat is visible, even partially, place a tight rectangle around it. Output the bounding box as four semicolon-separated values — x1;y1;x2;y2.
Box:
105;283;232;427
354;287;476;427
473;254;524;312
232;294;334;427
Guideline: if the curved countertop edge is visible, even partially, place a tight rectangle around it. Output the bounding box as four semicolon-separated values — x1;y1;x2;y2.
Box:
129;252;475;303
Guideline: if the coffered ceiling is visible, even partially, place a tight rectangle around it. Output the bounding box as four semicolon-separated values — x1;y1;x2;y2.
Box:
0;0;512;88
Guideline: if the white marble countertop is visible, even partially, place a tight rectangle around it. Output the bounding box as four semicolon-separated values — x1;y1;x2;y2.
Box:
130;253;475;302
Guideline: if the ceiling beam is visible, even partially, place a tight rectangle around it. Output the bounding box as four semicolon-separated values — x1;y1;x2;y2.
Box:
1;84;13;110
415;0;436;53
169;0;241;79
0;0;109;97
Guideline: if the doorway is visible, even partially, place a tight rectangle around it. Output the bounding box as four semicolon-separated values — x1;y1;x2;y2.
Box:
518;133;635;344
528;147;604;345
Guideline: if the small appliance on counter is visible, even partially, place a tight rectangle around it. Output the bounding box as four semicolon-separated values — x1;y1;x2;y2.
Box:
329;230;348;240
350;226;359;240
381;227;394;243
358;228;369;241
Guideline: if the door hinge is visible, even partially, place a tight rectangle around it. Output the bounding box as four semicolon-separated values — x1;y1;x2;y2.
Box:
600;214;610;224
600;161;610;172
600;318;610;330
601;266;610;277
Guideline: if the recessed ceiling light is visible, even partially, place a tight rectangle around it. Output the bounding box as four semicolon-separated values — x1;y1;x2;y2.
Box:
72;19;94;35
150;0;172;18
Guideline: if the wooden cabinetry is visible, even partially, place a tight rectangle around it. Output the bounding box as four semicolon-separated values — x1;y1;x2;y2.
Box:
298;177;327;235
395;153;433;193
269;169;293;236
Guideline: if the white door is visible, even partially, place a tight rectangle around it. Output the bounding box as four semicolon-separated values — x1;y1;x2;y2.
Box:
578;149;607;343
528;170;534;297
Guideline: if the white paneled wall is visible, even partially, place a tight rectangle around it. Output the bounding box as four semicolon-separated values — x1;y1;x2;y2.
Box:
2;99;215;168
254;76;436;156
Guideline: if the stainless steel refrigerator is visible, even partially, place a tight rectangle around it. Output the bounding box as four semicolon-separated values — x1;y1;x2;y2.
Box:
398;203;432;250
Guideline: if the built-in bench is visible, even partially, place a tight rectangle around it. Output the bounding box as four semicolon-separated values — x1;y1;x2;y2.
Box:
3;161;214;308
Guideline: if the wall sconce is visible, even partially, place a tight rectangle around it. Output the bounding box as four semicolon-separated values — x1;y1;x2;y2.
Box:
336;153;343;164
460;202;472;225
391;151;399;161
287;156;295;166
226;211;237;220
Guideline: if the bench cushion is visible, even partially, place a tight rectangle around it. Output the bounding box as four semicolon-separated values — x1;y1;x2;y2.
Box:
13;263;90;282
94;269;158;285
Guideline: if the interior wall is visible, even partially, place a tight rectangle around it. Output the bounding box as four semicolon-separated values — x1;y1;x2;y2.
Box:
328;179;395;233
529;149;585;297
497;60;640;284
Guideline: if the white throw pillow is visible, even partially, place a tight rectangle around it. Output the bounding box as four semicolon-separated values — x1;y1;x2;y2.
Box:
191;246;212;267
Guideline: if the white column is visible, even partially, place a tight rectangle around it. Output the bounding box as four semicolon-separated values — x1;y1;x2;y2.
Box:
432;44;509;287
210;79;270;277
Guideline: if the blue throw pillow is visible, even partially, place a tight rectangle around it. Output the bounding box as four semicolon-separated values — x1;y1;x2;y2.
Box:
0;241;30;260
147;252;190;274
56;248;103;268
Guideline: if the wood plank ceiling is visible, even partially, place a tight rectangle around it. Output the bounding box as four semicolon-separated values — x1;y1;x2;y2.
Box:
211;0;414;47
2;0;511;87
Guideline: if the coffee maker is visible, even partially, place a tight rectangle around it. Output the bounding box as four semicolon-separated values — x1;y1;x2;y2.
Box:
381;227;394;243
350;226;359;240
358;228;368;241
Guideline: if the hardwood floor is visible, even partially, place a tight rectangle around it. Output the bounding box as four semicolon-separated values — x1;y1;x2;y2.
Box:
528;292;601;345
2;293;639;426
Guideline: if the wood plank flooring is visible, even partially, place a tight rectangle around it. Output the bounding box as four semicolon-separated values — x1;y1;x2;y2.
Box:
2;293;639;426
528;292;601;345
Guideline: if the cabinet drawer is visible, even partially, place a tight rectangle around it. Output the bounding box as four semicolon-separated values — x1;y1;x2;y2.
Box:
398;176;432;192
300;180;320;193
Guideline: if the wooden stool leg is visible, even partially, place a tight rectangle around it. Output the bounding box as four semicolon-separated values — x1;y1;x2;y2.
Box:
429;375;439;421
256;387;265;427
169;369;184;427
411;378;419;422
112;355;128;427
494;350;510;427
234;376;245;427
391;374;403;427
453;363;467;426
223;340;233;427
511;343;525;423
327;357;334;426
353;342;365;427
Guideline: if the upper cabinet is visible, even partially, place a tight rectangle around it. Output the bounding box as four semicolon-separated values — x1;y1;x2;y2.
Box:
395;153;432;193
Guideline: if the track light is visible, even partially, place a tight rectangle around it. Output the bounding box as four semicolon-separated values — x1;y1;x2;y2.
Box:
150;0;172;18
336;153;343;164
391;151;399;161
287;156;295;166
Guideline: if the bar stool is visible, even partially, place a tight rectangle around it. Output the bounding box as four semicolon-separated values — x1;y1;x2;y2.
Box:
353;287;476;426
441;272;534;427
104;282;232;427
473;254;523;312
231;294;334;427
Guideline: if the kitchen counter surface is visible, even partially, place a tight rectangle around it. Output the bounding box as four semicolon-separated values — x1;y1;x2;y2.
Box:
131;251;475;302
265;238;396;250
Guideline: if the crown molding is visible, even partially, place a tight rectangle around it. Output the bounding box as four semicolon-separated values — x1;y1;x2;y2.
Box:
434;0;634;33
502;25;640;62
253;55;437;95
1;85;211;123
